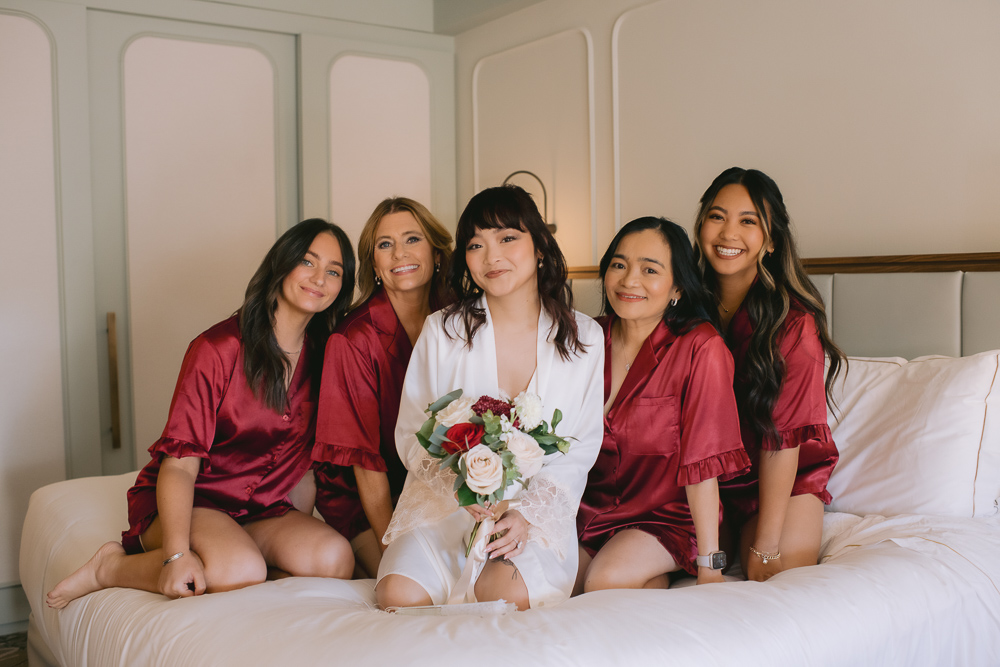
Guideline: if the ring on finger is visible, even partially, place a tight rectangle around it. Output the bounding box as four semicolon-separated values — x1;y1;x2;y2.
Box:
517;540;523;549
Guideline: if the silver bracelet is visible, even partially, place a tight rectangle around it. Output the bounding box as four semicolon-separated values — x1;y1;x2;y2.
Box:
162;551;185;567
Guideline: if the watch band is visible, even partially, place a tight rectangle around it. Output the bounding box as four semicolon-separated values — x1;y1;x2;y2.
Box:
695;551;727;570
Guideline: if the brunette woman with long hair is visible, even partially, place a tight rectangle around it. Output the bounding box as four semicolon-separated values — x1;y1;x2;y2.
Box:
312;197;453;578
577;217;749;591
48;219;357;608
694;167;843;581
376;185;604;610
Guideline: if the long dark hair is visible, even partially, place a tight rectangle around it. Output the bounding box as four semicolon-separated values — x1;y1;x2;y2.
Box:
353;197;453;309
693;167;844;449
238;218;356;412
599;216;717;335
445;185;583;360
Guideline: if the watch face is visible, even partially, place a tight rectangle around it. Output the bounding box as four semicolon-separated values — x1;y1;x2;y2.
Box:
711;551;727;570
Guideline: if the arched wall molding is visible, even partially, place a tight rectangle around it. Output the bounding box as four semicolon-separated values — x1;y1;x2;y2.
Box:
471;26;598;262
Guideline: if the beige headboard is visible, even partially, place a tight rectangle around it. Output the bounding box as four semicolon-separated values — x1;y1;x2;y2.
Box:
568;253;1000;359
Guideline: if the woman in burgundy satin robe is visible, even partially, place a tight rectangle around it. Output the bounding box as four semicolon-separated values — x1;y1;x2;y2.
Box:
47;219;357;609
694;167;844;581
577;217;750;590
313;197;453;577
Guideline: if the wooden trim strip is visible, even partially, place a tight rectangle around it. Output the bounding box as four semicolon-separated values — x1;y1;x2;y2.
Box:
802;252;1000;274
567;253;1000;279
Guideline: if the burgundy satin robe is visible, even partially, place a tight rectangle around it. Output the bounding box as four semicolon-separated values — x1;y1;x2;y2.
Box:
718;302;839;522
122;317;316;554
577;317;750;574
312;290;411;539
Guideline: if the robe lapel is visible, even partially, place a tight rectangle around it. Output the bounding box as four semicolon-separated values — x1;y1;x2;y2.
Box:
606;318;675;420
369;289;411;365
478;296;500;394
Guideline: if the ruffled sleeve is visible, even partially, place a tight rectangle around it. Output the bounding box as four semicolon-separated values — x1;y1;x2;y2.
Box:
675;330;748;486
149;333;233;469
770;311;832;450
313;331;385;470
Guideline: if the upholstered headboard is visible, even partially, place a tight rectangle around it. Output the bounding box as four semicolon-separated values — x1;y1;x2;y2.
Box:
568;253;1000;358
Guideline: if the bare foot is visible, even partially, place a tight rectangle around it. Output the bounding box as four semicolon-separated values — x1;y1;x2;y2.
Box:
46;541;125;609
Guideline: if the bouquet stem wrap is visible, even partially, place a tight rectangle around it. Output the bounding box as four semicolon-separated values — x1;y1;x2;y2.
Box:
447;499;520;605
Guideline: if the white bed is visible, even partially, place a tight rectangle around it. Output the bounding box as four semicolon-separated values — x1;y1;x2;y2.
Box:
20;256;1000;666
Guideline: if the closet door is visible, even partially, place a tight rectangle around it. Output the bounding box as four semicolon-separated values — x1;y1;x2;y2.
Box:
88;11;298;472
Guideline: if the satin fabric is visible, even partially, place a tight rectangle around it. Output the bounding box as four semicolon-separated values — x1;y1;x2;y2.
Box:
719;301;840;521
122;317;316;553
313;290;412;539
379;299;604;608
577;317;750;574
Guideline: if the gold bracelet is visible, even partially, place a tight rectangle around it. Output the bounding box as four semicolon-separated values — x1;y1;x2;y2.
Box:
162;551;185;567
749;545;780;565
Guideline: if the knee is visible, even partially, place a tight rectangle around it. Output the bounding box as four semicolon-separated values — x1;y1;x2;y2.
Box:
376;574;431;609
287;533;355;580
204;552;267;593
583;563;641;593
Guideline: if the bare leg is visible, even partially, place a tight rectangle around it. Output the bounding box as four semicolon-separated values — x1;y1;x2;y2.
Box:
287;470;316;515
740;493;824;578
474;558;529;610
351;529;382;579
46;508;268;608
572;544;592;597
376;574;433;609
243;509;353;579
583;529;679;593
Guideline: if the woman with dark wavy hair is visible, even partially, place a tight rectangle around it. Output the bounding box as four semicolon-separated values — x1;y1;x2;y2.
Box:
313;197;453;578
576;217;749;591
48;219;357;608
376;185;604;610
694;167;844;582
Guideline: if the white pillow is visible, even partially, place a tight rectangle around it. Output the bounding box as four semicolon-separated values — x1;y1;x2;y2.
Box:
827;351;1000;518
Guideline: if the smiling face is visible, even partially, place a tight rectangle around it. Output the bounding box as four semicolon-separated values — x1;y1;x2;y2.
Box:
276;231;344;318
465;225;540;302
698;183;772;289
604;228;681;327
372;210;436;298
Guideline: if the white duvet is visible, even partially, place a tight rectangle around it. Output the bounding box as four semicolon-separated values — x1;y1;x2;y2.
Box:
20;472;1000;667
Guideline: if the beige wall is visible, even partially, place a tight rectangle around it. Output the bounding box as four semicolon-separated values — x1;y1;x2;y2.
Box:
456;0;1000;260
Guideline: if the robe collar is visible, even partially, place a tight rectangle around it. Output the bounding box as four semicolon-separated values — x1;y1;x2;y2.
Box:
601;315;676;419
480;295;553;399
367;288;412;365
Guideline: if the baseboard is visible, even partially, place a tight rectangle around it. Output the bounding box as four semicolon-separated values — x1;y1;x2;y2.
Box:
0;583;30;633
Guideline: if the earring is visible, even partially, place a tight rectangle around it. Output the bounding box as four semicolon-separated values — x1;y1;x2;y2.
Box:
375;275;382;286
434;262;440;273
537;259;543;268
670;297;679;306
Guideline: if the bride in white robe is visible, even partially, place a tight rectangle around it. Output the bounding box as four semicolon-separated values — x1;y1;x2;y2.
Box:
376;186;603;610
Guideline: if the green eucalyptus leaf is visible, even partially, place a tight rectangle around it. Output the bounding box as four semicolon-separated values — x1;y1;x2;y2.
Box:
551;409;563;429
427;388;464;414
456;485;479;506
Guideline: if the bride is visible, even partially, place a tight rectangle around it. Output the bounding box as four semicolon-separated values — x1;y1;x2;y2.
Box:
375;185;603;610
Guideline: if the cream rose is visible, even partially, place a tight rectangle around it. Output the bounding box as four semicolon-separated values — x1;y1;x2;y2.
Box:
513;391;544;430
462;444;504;495
435;396;476;429
503;429;545;479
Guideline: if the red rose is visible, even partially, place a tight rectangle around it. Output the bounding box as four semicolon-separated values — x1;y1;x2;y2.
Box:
443;423;485;454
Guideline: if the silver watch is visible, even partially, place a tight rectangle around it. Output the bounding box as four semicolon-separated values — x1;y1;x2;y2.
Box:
695;551;727;570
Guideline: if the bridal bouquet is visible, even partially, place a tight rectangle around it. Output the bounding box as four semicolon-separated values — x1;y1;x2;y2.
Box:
416;389;572;554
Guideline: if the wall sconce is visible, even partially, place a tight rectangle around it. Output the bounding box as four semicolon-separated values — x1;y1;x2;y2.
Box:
502;170;557;234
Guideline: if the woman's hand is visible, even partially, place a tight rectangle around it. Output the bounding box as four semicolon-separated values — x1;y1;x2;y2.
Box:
485;510;528;560
696;568;726;585
461;501;492;522
158;551;207;598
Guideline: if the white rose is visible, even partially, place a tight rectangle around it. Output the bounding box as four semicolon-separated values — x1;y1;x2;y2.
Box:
513;392;544;430
435;396;476;429
462;444;504;495
503;429;545;479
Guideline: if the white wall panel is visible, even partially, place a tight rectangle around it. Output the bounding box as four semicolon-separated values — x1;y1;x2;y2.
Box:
0;12;66;583
329;55;432;241
473;29;594;264
124;36;277;460
615;0;1000;256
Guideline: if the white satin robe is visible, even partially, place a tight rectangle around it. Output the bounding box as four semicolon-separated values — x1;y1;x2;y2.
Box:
379;298;604;608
